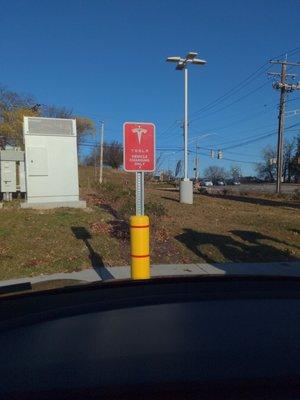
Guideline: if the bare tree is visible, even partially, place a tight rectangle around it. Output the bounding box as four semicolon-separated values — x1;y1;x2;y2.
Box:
204;165;228;184
0;84;35;111
256;146;277;182
160;170;174;181
256;139;297;182
291;136;300;183
104;141;123;169
229;164;242;182
283;139;295;183
0;86;94;148
0;85;37;147
42;105;73;119
84;141;123;169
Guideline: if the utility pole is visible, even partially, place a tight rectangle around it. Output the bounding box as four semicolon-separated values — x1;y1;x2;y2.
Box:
276;62;286;194
93;128;97;181
194;142;199;179
268;59;300;194
99;121;104;184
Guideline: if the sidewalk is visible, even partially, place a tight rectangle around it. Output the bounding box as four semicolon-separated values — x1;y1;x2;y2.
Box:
1;260;300;288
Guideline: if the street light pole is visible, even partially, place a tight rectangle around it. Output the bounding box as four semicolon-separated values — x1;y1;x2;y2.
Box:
166;51;206;204
184;67;188;181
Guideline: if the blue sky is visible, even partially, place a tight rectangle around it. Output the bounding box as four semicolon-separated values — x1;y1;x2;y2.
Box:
0;0;300;176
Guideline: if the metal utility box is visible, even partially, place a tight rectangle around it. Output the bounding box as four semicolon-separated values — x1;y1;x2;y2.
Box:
22;117;85;208
0;149;25;201
0;161;16;193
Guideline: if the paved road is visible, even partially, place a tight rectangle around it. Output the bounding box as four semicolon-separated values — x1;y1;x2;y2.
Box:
161;183;299;195
206;183;300;195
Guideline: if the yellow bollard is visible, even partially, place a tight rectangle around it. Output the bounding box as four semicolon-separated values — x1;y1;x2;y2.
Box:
130;215;150;280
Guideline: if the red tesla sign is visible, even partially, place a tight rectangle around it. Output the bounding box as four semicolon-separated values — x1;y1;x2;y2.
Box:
123;122;155;172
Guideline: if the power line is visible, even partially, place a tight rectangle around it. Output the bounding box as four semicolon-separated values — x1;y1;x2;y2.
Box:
220;129;289;151
160;65;274;142
204;108;300;149
160;93;274;145
187;46;300;122
191;103;277;134
190;122;300;155
79;142;184;151
209;124;277;148
285;47;300;58
286;96;300;103
160;120;181;136
221;122;300;151
189;95;300;137
158;121;182;143
226;151;261;158
188;149;259;165
189;65;271;120
159;48;300;146
190;79;271;123
222;157;260;165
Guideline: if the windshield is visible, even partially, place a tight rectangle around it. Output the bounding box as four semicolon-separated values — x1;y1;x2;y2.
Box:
0;1;300;295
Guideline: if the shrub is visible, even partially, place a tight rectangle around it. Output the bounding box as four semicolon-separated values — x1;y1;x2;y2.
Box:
239;191;250;196
198;187;207;194
145;201;167;217
293;189;300;201
118;199;135;219
96;181;131;203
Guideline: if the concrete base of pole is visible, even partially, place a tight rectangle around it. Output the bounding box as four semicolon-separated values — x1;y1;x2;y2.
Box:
180;180;193;204
21;200;86;209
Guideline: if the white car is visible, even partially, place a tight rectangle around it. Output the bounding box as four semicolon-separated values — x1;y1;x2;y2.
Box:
203;180;213;187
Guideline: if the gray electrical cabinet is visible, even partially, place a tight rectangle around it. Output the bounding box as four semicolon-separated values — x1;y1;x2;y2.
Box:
0;161;16;200
0;150;25;201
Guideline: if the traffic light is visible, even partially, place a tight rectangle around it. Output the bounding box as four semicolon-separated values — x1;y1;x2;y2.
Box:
217;150;223;159
210;149;215;159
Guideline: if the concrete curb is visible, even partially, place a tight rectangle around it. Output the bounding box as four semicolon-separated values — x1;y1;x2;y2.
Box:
1;261;300;288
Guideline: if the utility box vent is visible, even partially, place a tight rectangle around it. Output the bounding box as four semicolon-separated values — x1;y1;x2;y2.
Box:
26;117;75;137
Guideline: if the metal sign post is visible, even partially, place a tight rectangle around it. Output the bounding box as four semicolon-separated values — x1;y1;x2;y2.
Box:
135;171;144;216
123;122;155;280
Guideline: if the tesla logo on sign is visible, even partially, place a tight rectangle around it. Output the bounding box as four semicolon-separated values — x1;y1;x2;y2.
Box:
123;122;155;172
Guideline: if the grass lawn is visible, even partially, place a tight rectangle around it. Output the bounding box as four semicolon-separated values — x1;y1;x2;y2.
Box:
0;166;299;280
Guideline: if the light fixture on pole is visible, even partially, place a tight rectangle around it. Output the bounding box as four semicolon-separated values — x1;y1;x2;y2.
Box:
166;51;206;204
